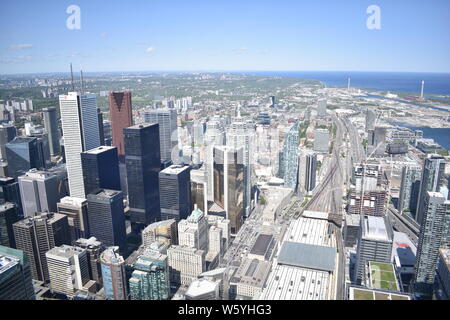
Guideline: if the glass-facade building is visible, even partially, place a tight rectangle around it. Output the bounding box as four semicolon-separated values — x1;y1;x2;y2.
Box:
81;146;121;195
124;124;161;230
281;122;299;190
5;137;45;180
129;251;170;300
213;146;244;235
159;165;191;222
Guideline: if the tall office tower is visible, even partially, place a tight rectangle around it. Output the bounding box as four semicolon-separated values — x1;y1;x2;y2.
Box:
368;127;387;156
87;189;127;254
192;119;206;146
227;119;255;216
398;165;422;215
270;95;276;107
81;146;121;195
0;202;19;247
42;107;61;156
59;92;101;198
103;120;112;146
124;124;161;229
413;191;450;298
0;124;16;160
45;245;90;296
109;91;133;162
100;246;128;300
280;123;300;190
167;245;205;286
57;197;89;242
97;108;105;145
129;249;170;300
0;246;35;300
213;146;244;235
18;169;60;217
190;168;208;213
205;120;225;201
416;155;446;225
354;216;394;285
144;109;178;164
159;165;191;222
5;137;45;179
313;128;330;153
365;109;376;132
142;219;178;247
74;237;105;287
178;206;209;251
317;99;327;117
13;212;70;281
0;177;22;216
304;151;317;192
207;214;230;253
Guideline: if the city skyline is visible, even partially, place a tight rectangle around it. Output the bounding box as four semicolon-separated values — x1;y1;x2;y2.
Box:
1;0;450;74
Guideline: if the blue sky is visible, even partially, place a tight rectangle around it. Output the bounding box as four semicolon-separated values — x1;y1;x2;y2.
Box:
1;0;449;74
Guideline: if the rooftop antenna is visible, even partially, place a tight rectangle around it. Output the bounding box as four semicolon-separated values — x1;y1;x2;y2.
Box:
70;63;75;91
80;69;85;94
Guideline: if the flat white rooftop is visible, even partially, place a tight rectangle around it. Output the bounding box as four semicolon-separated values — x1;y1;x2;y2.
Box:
283;218;331;246
364;216;389;241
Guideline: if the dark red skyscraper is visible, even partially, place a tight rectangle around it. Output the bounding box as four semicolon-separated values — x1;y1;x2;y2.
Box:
109;91;133;162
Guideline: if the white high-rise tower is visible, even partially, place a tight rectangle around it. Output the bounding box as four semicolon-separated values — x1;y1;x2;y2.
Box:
59;92;101;198
420;80;425;99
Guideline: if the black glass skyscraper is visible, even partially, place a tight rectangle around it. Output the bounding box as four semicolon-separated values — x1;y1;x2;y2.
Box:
42;107;60;156
5;137;45;180
124;124;161;230
86;189;127;254
81;146;121;195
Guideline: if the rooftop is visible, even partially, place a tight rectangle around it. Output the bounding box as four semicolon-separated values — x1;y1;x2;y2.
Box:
249;234;275;258
83;146;116;155
160;164;190;175
185;278;218;298
349;287;410;300
368;261;399;292
364;216;389;241
46;245;85;259
277;241;336;273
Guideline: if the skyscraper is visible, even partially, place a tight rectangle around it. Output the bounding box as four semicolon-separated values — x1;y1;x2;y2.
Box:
129;249;170;300
190;168;208;213
59;92;101;198
178;206;209;251
304;151;317;192
97;108;105;145
0;245;35;300
144;109;178;164
100;246;128;300
213;146;244;235
227;118;255;216
354;216;394;285
5;137;45;179
0;177;22;216
42;107;61;156
18;169;60;217
317;99;327;117
57;196;89;242
398;165;422;215
81;146;121;195
365;109;376;132
13;212;70;281
413;191;450;298
45;245;90;296
87;189;127;254
0;124;17;160
0;202;19;248
415;154;446;225
313;128;329;153
74;237;105;287
124;124;161;229
109;91;133;162
281;123;300;189
204;119;225;201
159;165;191;222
